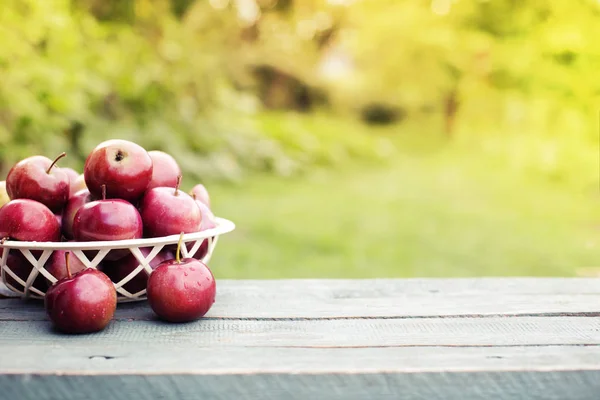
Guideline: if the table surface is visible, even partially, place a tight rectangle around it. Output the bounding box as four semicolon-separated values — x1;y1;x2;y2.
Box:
1;278;600;400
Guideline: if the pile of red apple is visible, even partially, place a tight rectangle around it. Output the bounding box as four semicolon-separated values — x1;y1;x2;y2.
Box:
0;139;219;333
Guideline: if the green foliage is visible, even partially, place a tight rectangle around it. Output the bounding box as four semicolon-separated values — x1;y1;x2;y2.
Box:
0;0;597;189
0;0;394;182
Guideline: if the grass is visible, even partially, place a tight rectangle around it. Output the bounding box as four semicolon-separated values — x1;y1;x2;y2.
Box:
206;131;600;279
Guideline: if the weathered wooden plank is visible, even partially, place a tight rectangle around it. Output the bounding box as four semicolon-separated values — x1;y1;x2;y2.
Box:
212;278;600;295
4;293;600;320
5;277;599;298
2;345;600;375
2;278;600;320
3;316;599;398
1;371;599;400
0;317;599;348
2;278;599;399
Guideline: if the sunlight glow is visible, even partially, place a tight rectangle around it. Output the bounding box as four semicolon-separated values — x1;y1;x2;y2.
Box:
235;0;261;24
319;48;353;80
431;0;451;15
209;0;229;10
327;0;355;6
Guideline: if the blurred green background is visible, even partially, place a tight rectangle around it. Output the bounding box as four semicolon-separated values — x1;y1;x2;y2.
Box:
0;0;599;278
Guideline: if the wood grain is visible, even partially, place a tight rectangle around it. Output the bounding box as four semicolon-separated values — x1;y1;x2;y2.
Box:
1;278;599;399
1;278;600;319
2;344;600;374
1;317;599;348
1;371;599;400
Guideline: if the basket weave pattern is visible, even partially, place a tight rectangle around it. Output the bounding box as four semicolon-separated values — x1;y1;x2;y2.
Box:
0;217;234;302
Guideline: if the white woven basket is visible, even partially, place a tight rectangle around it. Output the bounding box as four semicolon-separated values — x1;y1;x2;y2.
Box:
0;217;235;302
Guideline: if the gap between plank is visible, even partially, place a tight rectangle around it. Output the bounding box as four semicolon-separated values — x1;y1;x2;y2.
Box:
2;311;600;322
258;343;600;349
3;365;600;377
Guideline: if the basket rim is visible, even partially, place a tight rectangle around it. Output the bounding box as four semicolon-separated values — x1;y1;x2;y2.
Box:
0;217;235;250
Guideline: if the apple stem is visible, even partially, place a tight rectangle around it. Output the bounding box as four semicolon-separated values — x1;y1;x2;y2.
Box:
101;184;107;200
65;252;72;279
175;232;184;264
47;152;66;174
174;175;182;197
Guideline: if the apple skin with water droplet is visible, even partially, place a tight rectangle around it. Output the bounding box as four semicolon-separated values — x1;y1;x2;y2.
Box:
147;258;216;323
45;268;117;334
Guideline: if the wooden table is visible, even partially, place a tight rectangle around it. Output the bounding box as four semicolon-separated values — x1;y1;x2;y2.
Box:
1;278;599;399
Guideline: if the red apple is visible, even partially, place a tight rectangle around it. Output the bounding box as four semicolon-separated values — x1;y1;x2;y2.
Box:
147;151;181;190
197;200;217;231
62;189;93;240
181;199;217;260
6;153;70;212
45;254;116;334
103;247;175;294
84;139;153;202
73;186;143;261
190;184;210;207
139;177;202;238
63;168;86;198
147;236;216;322
0;199;61;242
44;249;88;286
54;213;62;229
73;186;143;242
63;167;79;182
196;200;217;259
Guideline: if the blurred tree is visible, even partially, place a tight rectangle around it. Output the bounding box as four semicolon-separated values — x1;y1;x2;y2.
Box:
0;0;597;184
